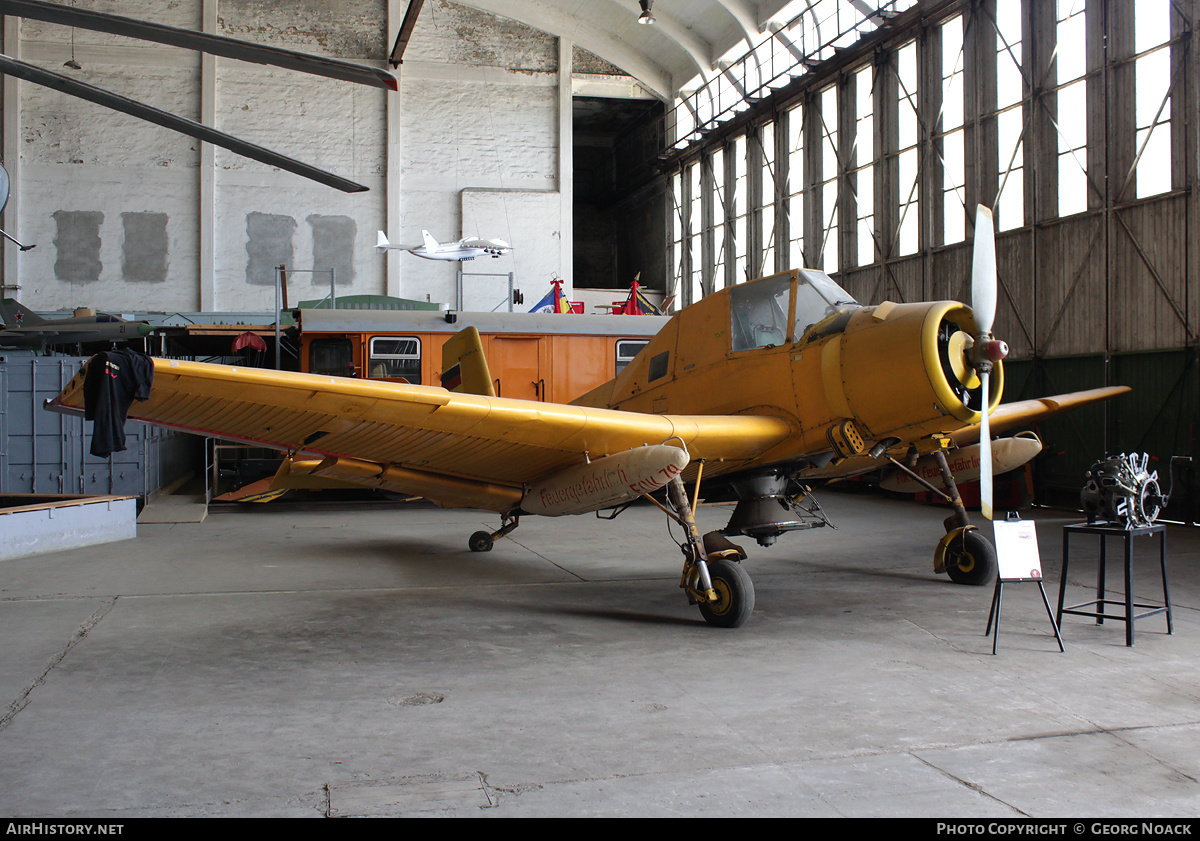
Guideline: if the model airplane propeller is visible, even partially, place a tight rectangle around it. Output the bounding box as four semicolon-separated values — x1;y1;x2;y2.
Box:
0;0;397;192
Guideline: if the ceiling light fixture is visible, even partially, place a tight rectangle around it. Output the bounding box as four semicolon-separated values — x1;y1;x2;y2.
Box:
64;27;81;69
638;0;655;25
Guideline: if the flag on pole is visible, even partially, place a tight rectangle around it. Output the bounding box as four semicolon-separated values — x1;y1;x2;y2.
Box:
529;278;573;313
612;275;661;315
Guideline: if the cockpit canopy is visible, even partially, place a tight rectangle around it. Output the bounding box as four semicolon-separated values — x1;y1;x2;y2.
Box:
729;269;860;353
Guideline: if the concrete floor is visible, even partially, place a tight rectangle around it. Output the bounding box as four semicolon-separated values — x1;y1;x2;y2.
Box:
2;487;1199;818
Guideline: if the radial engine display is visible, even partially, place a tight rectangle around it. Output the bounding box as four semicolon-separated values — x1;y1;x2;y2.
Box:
1081;453;1189;529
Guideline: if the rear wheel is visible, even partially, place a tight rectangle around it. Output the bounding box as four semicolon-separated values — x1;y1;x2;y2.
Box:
698;559;755;628
944;530;996;586
468;531;493;553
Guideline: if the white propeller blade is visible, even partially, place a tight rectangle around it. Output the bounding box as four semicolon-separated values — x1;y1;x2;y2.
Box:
970;204;998;520
971;205;997;336
979;370;993;521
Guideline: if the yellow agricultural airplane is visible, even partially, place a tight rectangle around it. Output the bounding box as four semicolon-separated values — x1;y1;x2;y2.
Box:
48;207;1127;628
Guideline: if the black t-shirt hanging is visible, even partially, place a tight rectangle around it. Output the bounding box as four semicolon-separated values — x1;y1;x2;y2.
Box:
82;349;154;457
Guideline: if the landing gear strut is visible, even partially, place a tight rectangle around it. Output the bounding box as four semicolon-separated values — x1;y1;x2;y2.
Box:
881;444;997;586
661;475;755;628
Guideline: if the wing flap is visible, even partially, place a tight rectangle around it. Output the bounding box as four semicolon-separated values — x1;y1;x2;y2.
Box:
279;456;524;511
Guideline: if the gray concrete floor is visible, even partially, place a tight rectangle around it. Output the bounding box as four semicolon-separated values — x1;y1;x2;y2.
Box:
2;487;1199;818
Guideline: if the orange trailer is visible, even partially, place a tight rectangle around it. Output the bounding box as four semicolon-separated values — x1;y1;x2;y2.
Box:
295;308;669;404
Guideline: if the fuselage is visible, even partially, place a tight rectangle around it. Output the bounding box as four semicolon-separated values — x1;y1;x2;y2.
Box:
571;268;1002;479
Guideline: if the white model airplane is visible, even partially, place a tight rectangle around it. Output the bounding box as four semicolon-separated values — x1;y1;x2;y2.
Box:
375;230;512;261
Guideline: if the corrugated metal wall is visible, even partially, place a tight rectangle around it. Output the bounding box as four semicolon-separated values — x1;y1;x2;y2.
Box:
1005;349;1198;523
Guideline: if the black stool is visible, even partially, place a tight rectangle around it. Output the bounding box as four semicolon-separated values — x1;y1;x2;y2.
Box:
1056;522;1171;646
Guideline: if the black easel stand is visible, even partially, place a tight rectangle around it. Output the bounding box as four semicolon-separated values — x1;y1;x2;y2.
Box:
985;513;1064;654
986;575;1065;654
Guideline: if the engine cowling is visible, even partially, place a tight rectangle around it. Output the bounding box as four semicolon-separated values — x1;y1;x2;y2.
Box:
822;301;1003;441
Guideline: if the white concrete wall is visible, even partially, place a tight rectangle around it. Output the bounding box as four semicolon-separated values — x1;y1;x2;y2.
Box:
1;0;568;314
397;1;565;309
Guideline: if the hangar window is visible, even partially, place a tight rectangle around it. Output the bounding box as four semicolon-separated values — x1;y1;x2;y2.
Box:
755;122;777;277
616;340;649;374
670;171;685;307
853;64;875;267
941;15;967;244
817;85;839;274
1056;0;1089;217
895;40;920;254
732;133;749;283
785;102;805;269
689;162;703;304
368;336;421;383
1134;0;1173;199
708;147;727;290
995;2;1025;232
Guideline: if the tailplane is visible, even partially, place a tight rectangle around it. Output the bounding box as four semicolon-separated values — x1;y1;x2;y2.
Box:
440;326;496;397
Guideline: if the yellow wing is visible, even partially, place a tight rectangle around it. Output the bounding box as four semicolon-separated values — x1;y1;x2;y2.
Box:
947;385;1132;445
49;358;793;511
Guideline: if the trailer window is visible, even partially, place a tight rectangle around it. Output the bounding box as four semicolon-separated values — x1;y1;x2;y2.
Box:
309;338;355;377
368;336;421;383
615;339;649;374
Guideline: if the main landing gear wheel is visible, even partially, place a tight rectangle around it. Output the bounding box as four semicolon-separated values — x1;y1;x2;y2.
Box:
944;530;996;586
468;531;494;553
698;559;756;628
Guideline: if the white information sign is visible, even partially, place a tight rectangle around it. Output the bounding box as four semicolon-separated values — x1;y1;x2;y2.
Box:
992;520;1044;581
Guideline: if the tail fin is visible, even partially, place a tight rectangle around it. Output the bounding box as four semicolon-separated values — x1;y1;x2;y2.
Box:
375;230;392;253
421;230;440;252
440;326;495;397
0;298;46;327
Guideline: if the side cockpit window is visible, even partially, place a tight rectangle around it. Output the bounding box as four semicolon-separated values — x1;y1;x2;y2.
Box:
729;275;792;352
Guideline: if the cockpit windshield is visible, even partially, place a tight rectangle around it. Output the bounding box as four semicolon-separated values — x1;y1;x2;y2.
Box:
793;269;859;341
729;270;860;353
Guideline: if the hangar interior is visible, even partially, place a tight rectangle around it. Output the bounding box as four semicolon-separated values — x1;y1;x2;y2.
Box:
1;0;1200;819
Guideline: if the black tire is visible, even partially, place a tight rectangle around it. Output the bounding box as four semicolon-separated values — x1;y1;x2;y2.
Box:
469;531;494;553
944;530;996;586
698;558;755;628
